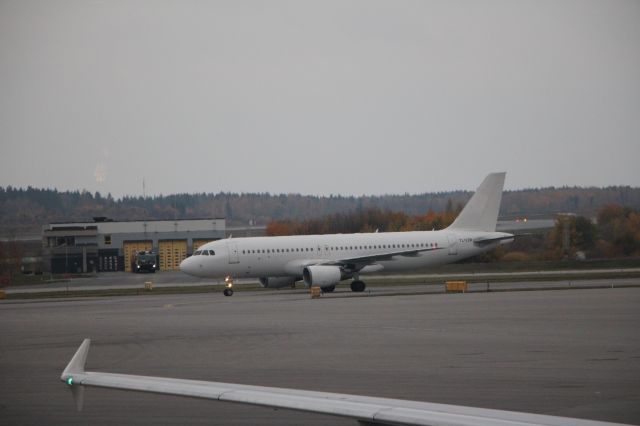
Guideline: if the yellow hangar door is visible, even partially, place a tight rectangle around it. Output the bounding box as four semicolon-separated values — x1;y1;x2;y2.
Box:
159;240;187;271
124;241;153;272
192;239;212;252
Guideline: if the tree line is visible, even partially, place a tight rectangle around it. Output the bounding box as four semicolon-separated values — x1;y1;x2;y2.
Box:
266;204;640;261
266;207;460;236
545;204;640;259
1;185;639;237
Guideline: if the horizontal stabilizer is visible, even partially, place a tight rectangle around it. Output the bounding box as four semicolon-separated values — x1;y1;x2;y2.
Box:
473;234;515;246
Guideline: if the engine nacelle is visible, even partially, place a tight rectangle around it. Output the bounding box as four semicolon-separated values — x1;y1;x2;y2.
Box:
259;276;297;289
303;265;342;287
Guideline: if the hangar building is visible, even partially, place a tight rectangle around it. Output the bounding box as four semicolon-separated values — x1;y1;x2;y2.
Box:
42;217;225;273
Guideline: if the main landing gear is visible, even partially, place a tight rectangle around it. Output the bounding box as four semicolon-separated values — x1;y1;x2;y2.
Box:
350;280;366;292
322;285;336;293
223;276;234;297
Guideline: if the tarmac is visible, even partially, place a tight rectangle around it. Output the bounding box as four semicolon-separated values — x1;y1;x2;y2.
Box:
4;268;640;294
1;279;639;425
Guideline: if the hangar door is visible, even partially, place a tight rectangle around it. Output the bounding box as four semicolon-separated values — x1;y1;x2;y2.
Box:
124;241;153;272
192;239;212;252
159;240;187;271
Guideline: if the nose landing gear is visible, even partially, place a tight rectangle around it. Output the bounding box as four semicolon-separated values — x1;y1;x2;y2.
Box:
223;276;234;296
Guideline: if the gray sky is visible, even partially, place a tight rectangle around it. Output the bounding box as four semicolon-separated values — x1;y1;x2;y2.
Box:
1;1;639;198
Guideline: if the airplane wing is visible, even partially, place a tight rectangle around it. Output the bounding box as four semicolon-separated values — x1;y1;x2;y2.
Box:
61;340;628;426
321;246;443;271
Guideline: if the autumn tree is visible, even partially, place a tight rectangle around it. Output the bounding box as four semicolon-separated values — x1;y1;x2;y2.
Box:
266;208;458;236
595;205;640;257
546;214;596;259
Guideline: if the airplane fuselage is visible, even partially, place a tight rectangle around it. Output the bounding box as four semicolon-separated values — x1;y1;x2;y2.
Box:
179;173;513;292
180;229;513;280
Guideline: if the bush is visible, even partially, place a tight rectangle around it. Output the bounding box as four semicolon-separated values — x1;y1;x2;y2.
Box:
501;251;531;262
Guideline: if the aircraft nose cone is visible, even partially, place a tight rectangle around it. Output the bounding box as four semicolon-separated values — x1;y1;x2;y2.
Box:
179;256;196;275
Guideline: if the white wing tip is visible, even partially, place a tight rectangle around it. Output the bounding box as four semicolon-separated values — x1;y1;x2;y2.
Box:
61;338;91;381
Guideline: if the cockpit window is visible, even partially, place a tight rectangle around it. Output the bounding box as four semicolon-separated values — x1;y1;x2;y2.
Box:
202;250;209;255
208;250;215;255
194;250;202;256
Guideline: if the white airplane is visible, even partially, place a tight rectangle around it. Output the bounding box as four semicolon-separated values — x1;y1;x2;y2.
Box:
179;173;514;293
61;339;628;426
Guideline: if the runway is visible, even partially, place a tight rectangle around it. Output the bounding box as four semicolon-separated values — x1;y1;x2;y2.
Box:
1;283;639;425
5;268;640;295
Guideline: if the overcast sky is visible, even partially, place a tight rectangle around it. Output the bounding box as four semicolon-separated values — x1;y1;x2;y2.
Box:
1;1;639;198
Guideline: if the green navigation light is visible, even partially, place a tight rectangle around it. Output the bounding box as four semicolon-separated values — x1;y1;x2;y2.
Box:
66;377;74;386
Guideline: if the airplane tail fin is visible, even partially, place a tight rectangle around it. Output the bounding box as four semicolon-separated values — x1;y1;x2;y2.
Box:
447;173;506;232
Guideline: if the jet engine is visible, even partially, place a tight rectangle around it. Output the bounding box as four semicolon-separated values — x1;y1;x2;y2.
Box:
303;265;342;287
259;276;297;289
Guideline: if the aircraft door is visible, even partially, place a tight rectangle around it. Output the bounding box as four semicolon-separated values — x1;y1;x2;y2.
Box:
323;244;331;259
447;234;458;255
227;241;240;264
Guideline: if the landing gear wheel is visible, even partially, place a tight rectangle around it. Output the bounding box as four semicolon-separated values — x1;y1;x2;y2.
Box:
322;285;336;293
350;280;366;292
223;288;234;297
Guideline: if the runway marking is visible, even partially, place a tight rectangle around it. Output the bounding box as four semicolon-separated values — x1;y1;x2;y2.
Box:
586;358;619;362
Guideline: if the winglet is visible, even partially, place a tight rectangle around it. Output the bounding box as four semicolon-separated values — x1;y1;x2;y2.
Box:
61;339;90;380
61;339;90;411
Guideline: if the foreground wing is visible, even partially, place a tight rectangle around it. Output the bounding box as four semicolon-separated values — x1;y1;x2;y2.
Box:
61;340;627;426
